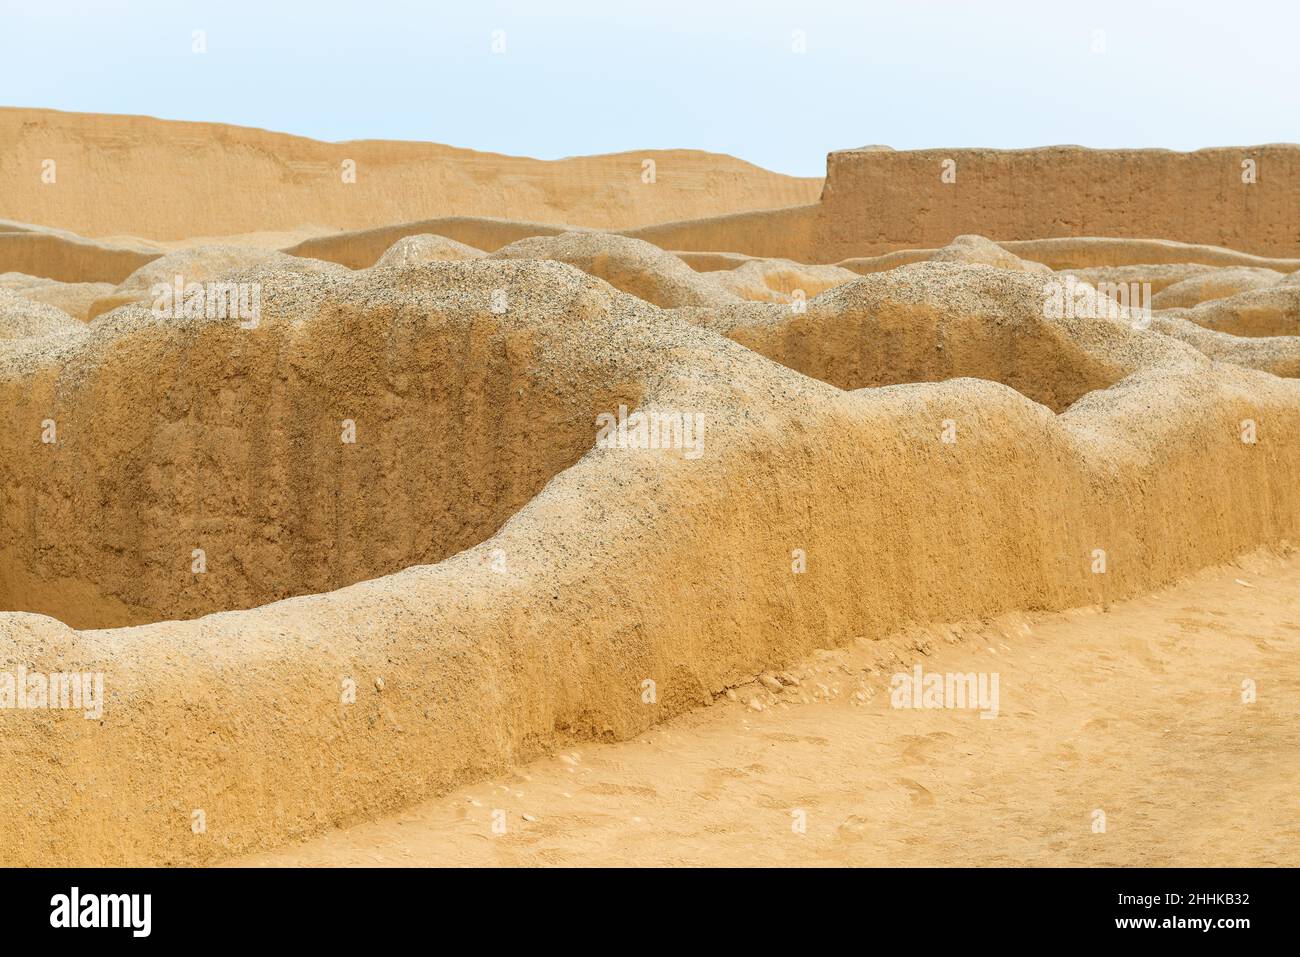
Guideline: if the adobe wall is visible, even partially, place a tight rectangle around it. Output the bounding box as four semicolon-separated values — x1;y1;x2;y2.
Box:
814;146;1300;262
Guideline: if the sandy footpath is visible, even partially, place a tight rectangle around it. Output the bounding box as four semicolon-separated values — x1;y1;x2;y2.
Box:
236;549;1300;868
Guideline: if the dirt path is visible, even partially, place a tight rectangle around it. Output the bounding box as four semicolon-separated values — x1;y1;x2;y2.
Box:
235;550;1300;867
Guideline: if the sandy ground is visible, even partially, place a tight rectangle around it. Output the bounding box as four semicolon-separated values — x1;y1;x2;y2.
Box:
236;549;1300;867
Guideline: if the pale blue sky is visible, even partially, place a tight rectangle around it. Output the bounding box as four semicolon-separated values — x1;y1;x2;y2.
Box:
1;0;1295;176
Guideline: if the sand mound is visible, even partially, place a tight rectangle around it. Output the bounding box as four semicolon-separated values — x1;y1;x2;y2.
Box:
0;272;114;321
112;245;345;293
694;262;1181;412
835;249;936;275
1158;284;1300;338
928;234;1052;275
0;286;84;339
3;250;1298;866
674;251;757;272
487;231;739;307
283;217;573;269
372;234;486;268
1147;313;1300;378
1150;267;1284;308
706;257;860;303
86;245;346;319
1055;263;1218;294
0;108;821;241
620;203;821;261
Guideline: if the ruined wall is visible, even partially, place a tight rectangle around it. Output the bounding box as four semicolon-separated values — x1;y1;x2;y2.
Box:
625;146;1300;264
2;261;1298;865
814;146;1300;262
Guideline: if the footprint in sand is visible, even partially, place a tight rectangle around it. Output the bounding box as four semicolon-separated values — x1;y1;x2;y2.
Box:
896;777;936;806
